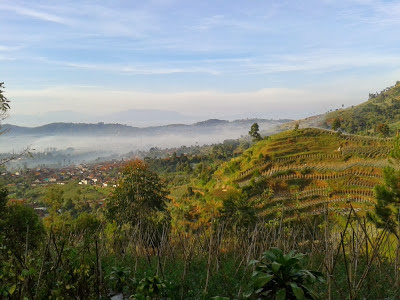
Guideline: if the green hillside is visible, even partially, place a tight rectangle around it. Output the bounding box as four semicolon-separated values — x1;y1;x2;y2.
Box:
325;81;400;134
213;128;394;221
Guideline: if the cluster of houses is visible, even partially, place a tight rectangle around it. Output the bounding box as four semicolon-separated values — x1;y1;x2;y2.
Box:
1;160;125;189
1;160;132;217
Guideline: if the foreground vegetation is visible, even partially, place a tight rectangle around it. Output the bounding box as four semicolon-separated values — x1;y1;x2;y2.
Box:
2;199;400;299
2;125;400;299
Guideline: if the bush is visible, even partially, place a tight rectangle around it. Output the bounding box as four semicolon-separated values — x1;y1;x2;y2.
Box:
132;275;167;300
1;203;45;258
105;266;136;295
244;248;324;299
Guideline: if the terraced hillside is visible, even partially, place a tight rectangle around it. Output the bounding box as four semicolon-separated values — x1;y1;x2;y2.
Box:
215;128;395;221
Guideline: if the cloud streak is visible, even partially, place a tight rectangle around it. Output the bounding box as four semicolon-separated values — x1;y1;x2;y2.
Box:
245;52;400;74
0;3;70;24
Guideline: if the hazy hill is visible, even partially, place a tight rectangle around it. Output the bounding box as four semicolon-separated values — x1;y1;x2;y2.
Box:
0;118;291;157
7;109;192;127
325;81;400;134
2;118;290;137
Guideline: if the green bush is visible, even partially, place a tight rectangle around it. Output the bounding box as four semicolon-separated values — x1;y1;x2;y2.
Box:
244;248;324;299
105;266;137;295
131;275;167;300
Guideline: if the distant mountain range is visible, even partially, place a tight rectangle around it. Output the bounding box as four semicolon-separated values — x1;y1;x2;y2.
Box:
2;118;292;137
7;109;199;127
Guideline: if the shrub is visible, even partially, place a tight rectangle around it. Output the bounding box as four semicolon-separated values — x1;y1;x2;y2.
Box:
244;248;324;299
131;275;167;300
105;266;136;295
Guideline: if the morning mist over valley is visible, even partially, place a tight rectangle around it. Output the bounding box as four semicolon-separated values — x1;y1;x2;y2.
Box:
1;1;400;299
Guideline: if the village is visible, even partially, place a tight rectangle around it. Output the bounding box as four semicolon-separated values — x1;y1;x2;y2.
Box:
0;159;126;189
0;159;133;217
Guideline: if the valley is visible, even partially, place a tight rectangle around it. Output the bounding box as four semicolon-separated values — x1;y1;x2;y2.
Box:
3;1;400;297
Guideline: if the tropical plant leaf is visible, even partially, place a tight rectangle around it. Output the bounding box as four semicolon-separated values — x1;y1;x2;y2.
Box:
253;274;274;288
243;288;254;298
284;250;296;260
291;282;305;300
8;285;16;295
249;259;260;266
271;261;282;273
263;251;278;262
301;284;320;300
275;288;286;300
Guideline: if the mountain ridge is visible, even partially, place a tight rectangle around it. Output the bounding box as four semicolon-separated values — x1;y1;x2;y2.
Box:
1;118;292;137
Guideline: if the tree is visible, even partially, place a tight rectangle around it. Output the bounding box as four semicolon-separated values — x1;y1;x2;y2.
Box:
220;193;259;230
249;122;262;142
0;82;30;166
331;118;341;131
368;167;400;234
105;159;169;225
0;82;10;135
1;203;45;259
369;134;400;233
0;82;10;121
376;123;390;137
0;186;7;215
0;188;44;261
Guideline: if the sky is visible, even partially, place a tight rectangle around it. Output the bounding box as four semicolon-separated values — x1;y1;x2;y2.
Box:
1;0;400;126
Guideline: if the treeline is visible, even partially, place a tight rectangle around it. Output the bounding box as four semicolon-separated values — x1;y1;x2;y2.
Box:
144;139;249;174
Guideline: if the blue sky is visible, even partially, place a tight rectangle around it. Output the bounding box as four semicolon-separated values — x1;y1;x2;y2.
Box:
1;0;400;125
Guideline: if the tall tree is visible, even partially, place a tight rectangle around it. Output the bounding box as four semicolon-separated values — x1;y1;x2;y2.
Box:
0;82;31;166
105;159;169;226
0;82;10;113
249;122;262;142
331;118;341;131
0;82;10;125
369;134;400;233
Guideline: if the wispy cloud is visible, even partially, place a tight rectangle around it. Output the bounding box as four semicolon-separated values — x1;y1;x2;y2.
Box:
0;45;22;51
0;1;158;38
32;57;221;75
0;3;70;24
244;52;400;74
190;13;276;33
0;55;15;61
339;0;400;25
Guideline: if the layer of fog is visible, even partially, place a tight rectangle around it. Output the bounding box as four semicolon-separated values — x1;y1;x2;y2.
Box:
1;131;247;154
0;124;282;168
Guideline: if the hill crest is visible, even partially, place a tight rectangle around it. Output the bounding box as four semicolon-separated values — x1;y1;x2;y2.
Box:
325;81;400;134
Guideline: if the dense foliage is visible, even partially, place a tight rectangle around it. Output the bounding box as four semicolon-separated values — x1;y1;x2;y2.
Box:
106;159;168;226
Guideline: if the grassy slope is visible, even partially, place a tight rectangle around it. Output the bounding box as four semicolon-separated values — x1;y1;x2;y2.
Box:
213;128;394;220
325;81;400;134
